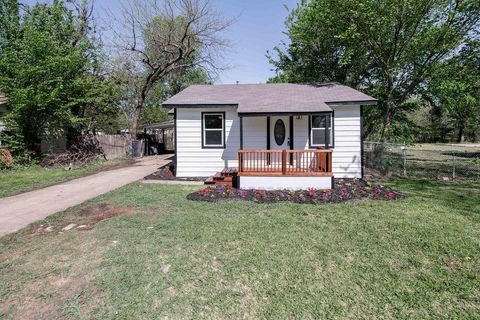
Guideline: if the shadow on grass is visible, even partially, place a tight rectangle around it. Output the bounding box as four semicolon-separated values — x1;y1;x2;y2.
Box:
385;178;480;222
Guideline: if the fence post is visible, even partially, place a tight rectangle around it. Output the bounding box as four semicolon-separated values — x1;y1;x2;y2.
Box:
401;144;407;177
452;152;456;179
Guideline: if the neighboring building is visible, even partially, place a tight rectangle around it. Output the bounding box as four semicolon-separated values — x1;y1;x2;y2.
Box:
0;95;8;135
144;120;175;153
162;83;377;189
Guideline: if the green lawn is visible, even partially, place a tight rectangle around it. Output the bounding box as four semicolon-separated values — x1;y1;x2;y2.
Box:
1;179;479;319
364;143;480;180
0;158;132;198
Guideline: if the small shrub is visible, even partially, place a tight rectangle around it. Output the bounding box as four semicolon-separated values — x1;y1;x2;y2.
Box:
0;148;13;169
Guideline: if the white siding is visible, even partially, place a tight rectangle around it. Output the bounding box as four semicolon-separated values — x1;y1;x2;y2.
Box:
243;117;267;149
293;116;309;149
176;107;240;177
330;105;362;178
176;105;362;179
240;176;332;190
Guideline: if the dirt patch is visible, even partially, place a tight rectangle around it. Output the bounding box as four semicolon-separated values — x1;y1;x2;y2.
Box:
0;230;108;319
442;257;463;271
77;202;135;227
29;203;135;236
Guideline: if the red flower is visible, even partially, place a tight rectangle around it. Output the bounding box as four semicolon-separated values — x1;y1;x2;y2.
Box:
307;187;317;197
386;191;395;199
200;187;212;195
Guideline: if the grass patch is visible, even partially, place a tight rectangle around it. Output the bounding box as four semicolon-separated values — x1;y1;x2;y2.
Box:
0;158;133;198
1;178;479;319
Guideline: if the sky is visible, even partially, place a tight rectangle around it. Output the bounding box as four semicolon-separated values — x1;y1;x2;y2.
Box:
205;0;298;84
24;0;298;84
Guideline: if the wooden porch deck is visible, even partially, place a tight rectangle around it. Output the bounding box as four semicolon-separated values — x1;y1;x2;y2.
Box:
238;149;332;176
205;149;332;187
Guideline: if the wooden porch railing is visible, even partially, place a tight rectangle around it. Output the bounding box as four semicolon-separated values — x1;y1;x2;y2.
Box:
238;149;332;176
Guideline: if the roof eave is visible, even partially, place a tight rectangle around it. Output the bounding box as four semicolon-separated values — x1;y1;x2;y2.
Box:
238;110;333;117
326;100;378;106
143;120;175;130
161;103;238;108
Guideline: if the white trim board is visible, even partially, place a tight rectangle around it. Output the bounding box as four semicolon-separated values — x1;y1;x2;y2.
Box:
239;176;332;190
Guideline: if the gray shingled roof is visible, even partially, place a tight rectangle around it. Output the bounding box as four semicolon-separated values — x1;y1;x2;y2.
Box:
162;83;376;114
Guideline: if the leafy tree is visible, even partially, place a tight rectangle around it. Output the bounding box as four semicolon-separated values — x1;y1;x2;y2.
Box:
269;0;480;140
0;0;118;156
0;0;19;53
427;40;480;142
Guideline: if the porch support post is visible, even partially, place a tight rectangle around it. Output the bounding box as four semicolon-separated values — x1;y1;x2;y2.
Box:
289;116;294;165
239;115;243;150
266;116;271;165
325;113;331;149
266;117;270;150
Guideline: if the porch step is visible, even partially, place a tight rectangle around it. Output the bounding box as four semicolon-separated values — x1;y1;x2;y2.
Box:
215;181;233;187
204;177;215;185
221;168;238;176
222;176;234;182
213;172;223;180
204;168;238;188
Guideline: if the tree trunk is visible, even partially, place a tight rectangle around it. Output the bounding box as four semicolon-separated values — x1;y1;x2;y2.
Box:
379;103;393;142
130;96;144;139
457;126;465;143
380;74;395;142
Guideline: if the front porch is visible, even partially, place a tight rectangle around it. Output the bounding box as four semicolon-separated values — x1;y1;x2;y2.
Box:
235;113;334;189
205;149;333;189
238;149;332;176
203;111;335;188
237;148;333;189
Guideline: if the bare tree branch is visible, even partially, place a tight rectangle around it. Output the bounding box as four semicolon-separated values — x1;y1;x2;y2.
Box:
107;0;232;137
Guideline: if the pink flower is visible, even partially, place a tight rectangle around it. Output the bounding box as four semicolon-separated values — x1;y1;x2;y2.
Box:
307;187;317;197
201;187;212;195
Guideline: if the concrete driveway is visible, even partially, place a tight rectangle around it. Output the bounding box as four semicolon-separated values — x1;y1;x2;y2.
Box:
0;155;172;236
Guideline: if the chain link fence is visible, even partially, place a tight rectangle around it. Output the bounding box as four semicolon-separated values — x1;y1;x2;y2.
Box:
363;141;480;180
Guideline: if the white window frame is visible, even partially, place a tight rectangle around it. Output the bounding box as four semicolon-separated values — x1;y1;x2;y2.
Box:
310;114;333;148
202;112;225;148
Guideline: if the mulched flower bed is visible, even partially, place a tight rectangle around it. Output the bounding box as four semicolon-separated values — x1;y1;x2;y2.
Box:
144;165;204;181
186;179;405;204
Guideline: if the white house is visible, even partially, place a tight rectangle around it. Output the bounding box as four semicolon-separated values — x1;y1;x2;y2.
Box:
0;95;7;137
162;83;377;190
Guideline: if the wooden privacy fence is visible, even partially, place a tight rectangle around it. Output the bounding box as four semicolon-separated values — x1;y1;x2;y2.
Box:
96;135;129;159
